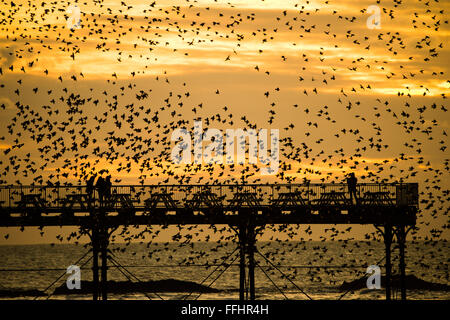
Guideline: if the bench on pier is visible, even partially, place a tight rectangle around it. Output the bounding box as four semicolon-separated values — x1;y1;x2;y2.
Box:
96;193;139;218
15;194;48;218
59;193;92;211
361;191;394;206
314;191;352;206
103;193;138;208
271;192;307;207
144;193;179;216
185;191;225;215
227;192;262;208
57;192;140;217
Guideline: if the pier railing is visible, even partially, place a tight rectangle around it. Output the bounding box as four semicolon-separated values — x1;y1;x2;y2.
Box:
0;183;418;209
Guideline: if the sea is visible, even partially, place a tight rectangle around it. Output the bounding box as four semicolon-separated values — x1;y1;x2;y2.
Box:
0;241;448;300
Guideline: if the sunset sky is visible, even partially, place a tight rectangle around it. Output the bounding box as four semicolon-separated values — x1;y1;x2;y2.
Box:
0;0;448;244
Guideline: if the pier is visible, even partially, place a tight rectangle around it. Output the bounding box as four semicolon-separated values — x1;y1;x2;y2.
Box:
0;182;418;300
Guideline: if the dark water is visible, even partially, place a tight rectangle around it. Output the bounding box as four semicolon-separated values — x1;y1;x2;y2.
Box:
0;241;448;300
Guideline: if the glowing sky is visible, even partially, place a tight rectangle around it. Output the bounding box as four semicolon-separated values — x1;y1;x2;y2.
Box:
0;0;448;243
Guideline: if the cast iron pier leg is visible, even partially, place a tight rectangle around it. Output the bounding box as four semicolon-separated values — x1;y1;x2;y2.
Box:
248;226;256;301
384;224;392;300
101;226;108;300
239;224;246;300
398;225;407;300
92;226;99;301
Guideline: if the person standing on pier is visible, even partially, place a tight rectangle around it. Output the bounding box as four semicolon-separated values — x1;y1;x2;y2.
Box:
347;173;358;204
86;175;96;206
96;176;106;206
104;175;112;203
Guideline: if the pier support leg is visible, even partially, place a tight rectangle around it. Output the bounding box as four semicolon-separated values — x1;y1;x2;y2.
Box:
92;227;99;301
91;209;109;301
100;227;108;301
384;224;392;301
248;227;256;301
397;225;407;300
237;221;257;300
239;225;246;301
